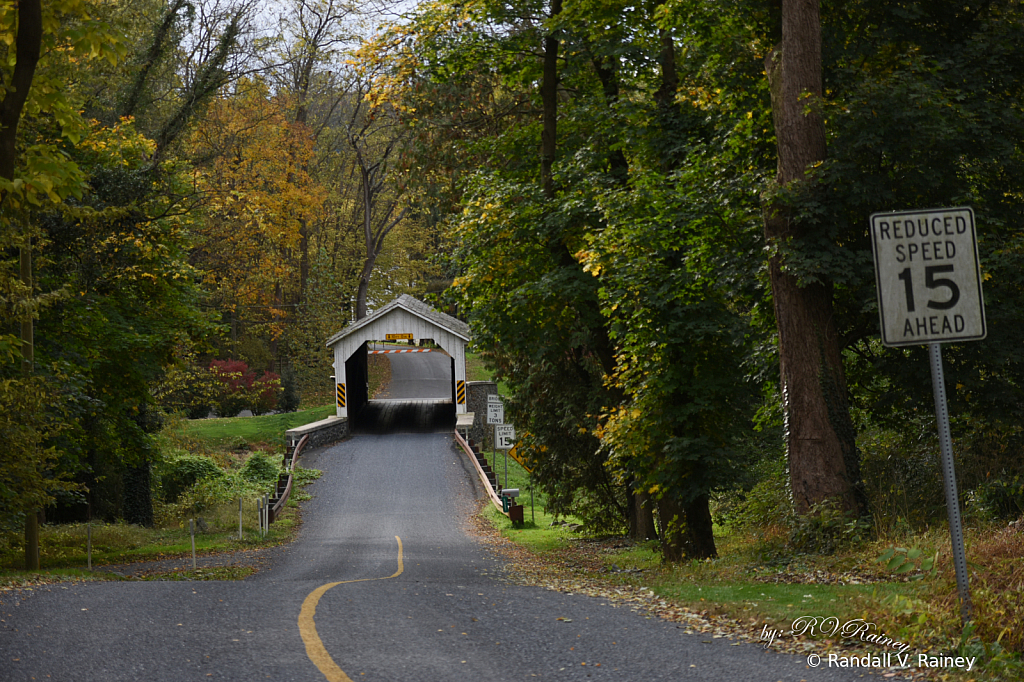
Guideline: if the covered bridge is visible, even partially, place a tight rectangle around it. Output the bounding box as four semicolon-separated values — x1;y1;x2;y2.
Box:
326;295;471;428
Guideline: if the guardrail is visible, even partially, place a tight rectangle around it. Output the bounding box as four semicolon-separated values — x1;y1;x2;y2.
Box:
453;429;507;516
269;433;308;524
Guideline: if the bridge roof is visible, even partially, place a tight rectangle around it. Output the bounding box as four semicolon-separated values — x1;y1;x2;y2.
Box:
325;294;470;348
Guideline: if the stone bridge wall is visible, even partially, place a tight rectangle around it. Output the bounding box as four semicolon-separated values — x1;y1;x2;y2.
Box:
285;416;350;450
466;381;498;447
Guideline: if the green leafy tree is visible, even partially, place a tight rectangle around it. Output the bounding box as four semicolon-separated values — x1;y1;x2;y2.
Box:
0;341;78;531
36;117;217;526
0;0;126;566
383;0;769;555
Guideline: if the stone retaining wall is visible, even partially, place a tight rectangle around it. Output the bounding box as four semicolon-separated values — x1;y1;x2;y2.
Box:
285;416;350;450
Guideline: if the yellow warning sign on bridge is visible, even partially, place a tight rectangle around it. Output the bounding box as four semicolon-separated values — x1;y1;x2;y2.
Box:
386;333;414;340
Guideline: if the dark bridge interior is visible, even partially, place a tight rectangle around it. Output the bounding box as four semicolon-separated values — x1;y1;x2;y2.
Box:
347;340;457;434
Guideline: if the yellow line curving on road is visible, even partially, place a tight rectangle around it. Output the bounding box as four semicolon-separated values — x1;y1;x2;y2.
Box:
298;536;404;682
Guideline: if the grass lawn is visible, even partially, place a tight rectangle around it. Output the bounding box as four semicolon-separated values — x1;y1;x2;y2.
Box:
167;404;336;450
477;452;586;555
466;351;509;395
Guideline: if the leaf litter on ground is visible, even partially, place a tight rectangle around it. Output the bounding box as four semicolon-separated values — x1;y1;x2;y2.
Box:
467;506;955;681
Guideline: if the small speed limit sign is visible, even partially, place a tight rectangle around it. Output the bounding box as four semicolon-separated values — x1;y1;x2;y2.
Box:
869;207;986;347
495;424;515;450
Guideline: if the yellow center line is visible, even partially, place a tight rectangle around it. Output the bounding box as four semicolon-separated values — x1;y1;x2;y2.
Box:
298;536;405;682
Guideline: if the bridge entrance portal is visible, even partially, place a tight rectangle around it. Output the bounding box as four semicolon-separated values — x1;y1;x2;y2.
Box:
326;295;470;432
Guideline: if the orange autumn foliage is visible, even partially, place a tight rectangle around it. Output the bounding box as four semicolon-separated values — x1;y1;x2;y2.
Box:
188;80;327;338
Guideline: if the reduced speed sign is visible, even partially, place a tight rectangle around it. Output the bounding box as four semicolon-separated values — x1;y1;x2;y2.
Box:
869;207;986;347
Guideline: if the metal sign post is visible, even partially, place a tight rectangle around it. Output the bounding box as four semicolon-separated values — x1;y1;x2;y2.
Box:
870;206;986;624
928;342;973;623
487;396;503;480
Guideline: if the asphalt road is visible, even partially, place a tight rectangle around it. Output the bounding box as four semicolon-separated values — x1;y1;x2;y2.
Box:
1;358;887;681
376;351;453;400
355;351;455;433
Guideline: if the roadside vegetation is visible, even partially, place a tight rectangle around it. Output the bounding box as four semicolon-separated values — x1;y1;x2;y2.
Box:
466;350;508;395
0;408;328;577
485;472;1023;681
473;368;1023;681
169;405;336;451
1;348;394;577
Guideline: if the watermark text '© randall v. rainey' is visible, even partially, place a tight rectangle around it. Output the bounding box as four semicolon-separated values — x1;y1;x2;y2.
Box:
805;653;976;672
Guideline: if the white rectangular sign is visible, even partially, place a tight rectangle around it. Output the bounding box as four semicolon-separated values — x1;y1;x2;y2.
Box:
870;207;986;347
495;424;515;450
486;400;504;425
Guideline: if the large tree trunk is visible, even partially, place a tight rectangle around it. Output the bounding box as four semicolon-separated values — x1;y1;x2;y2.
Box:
651;16;722;554
682;494;716;559
0;0;41;181
654;27;678;108
628;483;657;541
659;493;716;557
763;0;865;515
658;494;716;560
355;256;375;320
657;497;684;561
590;57;629;185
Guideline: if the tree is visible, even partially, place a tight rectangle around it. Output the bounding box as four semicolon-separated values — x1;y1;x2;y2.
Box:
267;0;355;302
36;117;217;526
0;359;76;535
338;53;414;319
800;1;1024;517
0;0;41;182
134;0;252;166
396;0;647;533
540;0;561;198
0;0;258;533
761;0;866;515
0;0;127;567
187;79;326;341
0;0;43;567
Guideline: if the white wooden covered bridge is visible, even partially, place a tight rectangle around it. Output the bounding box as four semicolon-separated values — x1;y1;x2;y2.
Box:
325;294;471;422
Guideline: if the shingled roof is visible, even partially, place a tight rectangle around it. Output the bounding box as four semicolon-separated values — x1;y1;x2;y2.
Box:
325;294;470;347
